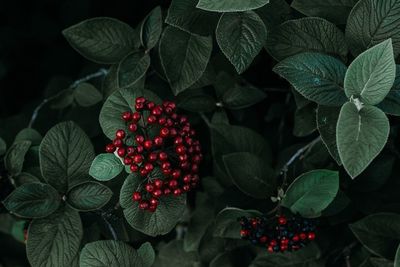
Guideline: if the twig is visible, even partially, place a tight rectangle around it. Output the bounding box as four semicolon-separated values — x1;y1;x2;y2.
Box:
28;68;108;128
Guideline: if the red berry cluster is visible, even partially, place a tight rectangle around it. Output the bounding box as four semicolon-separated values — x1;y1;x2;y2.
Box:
239;215;317;253
105;96;202;212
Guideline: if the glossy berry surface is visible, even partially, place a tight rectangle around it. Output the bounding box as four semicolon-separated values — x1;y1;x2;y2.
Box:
105;96;203;212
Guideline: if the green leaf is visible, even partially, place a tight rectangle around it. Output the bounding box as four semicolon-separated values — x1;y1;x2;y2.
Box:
117;52;151;89
5;140;31;175
177;92;216;113
159;26;213;95
120;173;186;236
222;85;266;109
39;121;95;193
350;213;400;258
196;0;269;12
15;128;42;145
336;102;389;178
67;181;112;211
293;104;317;137
273;53;347;106
50;89;74;109
223;152;276;199
250;242;321;267
346;0;400;57
344;39;395;105
266;17;348;62
216;11;267;74
395;244;400;267
80;240;155;267
0;137;6;156
255;0;292;29
166;0;219;36
63;17;139;64
89;153;123;181
73;83;102;107
281;169;339;217
213;208;262;239
317;105;341;165
99;88;160;140
291;0;358;25
140;6;162;50
3;182;60;218
153;240;198;267
27;207;83;267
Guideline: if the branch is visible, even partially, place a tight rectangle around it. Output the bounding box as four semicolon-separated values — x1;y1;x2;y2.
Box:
28;68;108;128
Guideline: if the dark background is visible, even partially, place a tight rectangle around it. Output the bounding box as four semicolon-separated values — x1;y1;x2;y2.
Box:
0;0;171;119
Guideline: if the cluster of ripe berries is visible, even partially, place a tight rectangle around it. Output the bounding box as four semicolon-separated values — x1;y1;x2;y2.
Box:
239;214;317;253
105;96;202;212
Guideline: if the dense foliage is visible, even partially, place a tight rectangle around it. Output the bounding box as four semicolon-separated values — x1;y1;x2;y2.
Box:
1;0;400;266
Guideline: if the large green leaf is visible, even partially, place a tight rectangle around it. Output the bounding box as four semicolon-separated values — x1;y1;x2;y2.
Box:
281;169;339;217
0;137;6;156
63;17;139;64
27;207;83;267
395;245;400;267
5;140;31;175
346;0;400;57
99;88;160;140
80;241;155;267
89;153;123;181
15;128;43;145
39;121;95;193
223;152;276;199
216;11;267;74
67;181;112;211
255;0;292;29
350;213;400;258
273;53;347;106
73;83;102;107
117;52;151;89
3;182;60;218
196;0;269;12
119;173;186;236
266;17;348;61
222;85;266;109
336;102;389;178
166;0;219;36
140;6;162;50
213;207;262;239
250;242;321;266
344;39;395;105
317;105;341;165
291;0;358;25
153;240;199;267
159;26;212;95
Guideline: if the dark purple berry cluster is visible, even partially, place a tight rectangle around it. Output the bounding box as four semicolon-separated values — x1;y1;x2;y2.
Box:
239;215;317;253
105;96;202;212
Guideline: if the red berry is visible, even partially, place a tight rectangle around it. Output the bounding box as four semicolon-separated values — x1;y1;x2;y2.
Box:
144;163;154;172
144;140;153;150
169;128;177;136
278;216;287;225
162;169;171;175
145;184;154;192
116;129;126;139
183;175;191;183
154;136;163;146
240;229;249;237
299;233;307;240
267;246;274;253
152;189;163;197
105;144;116;153
171;169;181;179
164;188;171;195
135;135;144;144
174;137;183;145
191;164;199;173
136;146;144;153
123;157;132;165
251;219;258;228
169;180;178;188
154;179;163;188
127;146;135;156
259;236;268;243
270;240;277;246
150;198;159;206
132;112;141;121
148;152;158;162
140;168;148;176
180;161;190;170
191;175;199;183
139;200;149;210
132;192;142;201
147;101;155;110
133;155;143;164
183;184;190;191
280;245;288;251
159;152;168;161
128;123;138;132
130;164;138;172
158;117;167;125
117;148;126;157
135;103;144;111
148;205;157;212
308;232;316;240
173;188;182;196
122;111;132;121
175;145;186;155
292;235;299;242
161;161;171;170
152;106;163;116
113;139;123;147
147;115;157;124
179;154;188;162
160;127;169;137
135;96;146;104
